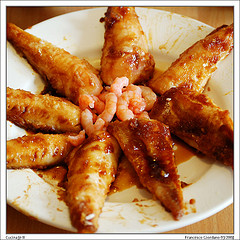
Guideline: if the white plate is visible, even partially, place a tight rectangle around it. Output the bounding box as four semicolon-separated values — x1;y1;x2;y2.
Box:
7;7;233;233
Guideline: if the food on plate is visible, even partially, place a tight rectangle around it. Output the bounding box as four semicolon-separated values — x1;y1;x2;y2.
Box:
116;83;148;121
148;24;233;94
149;87;233;167
7;87;81;133
138;85;157;111
7;133;74;169
77;76;156;132
6;6;234;233
65;131;121;233
100;7;155;85
108;118;184;220
7;23;103;105
110;155;143;193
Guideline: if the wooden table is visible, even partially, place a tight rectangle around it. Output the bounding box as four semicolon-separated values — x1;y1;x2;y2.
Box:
6;6;234;235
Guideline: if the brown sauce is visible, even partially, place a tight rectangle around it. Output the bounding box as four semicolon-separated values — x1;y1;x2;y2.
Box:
189;198;196;204
109;137;196;195
152;68;164;80
34;165;67;188
34;138;195;197
173;137;196;166
34;165;68;202
109;156;143;195
184;198;197;215
25;130;36;136
181;181;191;188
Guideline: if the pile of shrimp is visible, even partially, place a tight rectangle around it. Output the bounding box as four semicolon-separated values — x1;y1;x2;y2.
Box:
69;77;157;146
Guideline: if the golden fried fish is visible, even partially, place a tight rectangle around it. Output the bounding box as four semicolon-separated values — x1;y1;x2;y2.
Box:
65;131;121;233
7;23;103;105
7;87;81;133
149;87;233;167
100;7;155;85
108;118;184;220
7;133;74;169
148;24;233;94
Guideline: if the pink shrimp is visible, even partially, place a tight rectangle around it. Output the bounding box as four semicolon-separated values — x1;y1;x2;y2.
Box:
98;93;117;123
92;117;106;132
78;77;150;125
125;85;146;114
78;94;94;110
98;89;110;102
92;96;105;114
116;96;135;121
116;86;146;121
139;86;157;111
135;111;150;120
81;109;106;136
68;130;86;146
110;77;129;97
124;84;142;96
79;92;106;115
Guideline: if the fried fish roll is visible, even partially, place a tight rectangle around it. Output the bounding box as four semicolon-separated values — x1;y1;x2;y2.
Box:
7;133;74;169
100;7;155;85
149;88;233;167
66;131;121;233
7;87;81;133
148;24;233;94
7;23;103;105
108;118;184;220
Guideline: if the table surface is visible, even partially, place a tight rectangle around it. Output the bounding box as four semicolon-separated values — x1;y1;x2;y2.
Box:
6;6;234;235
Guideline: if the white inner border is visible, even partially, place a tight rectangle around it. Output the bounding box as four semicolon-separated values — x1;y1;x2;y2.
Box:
1;1;239;240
